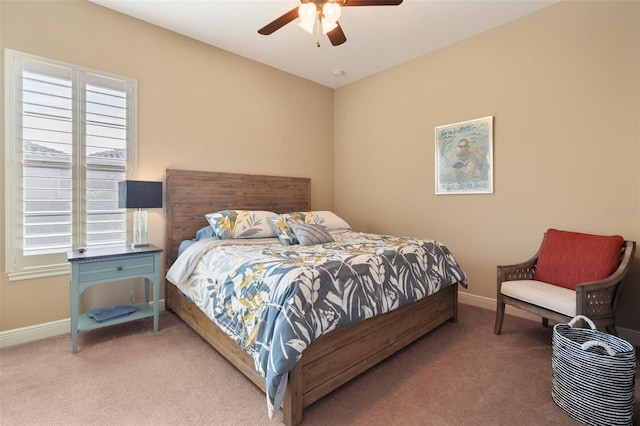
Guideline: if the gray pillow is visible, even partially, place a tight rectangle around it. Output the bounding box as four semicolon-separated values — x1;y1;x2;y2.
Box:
291;223;334;246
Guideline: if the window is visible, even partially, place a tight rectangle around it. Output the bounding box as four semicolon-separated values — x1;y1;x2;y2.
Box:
4;49;137;280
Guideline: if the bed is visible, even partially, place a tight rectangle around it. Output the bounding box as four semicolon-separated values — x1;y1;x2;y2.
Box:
164;169;467;425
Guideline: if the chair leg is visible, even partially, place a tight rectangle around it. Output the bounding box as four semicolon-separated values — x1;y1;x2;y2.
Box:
542;318;549;328
494;301;506;335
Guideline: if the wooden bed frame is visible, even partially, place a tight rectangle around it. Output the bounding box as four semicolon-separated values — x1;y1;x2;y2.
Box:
164;169;459;425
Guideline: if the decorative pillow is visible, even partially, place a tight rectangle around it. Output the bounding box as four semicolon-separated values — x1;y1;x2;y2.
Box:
205;210;277;239
291;223;334;246
534;228;624;290
267;216;298;246
281;212;307;225
286;211;351;231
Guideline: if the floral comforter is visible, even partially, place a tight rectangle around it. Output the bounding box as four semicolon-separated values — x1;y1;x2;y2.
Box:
166;230;467;417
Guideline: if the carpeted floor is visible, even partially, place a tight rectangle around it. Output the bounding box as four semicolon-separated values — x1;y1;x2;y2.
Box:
0;304;636;425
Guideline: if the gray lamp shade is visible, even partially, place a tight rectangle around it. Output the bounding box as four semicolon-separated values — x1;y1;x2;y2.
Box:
118;180;163;209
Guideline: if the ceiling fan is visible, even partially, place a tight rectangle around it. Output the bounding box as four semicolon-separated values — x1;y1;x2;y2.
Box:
258;0;404;47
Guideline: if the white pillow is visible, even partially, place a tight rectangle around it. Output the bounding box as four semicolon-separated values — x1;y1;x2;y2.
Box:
287;211;351;231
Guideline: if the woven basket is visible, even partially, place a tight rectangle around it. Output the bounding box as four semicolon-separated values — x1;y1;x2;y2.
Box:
552;315;636;426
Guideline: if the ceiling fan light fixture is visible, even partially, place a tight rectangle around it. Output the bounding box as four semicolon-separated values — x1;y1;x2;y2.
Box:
298;3;317;34
298;4;316;20
322;2;341;23
298;19;315;34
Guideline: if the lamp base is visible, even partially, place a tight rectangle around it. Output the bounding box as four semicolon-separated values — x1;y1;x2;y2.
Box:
132;210;149;247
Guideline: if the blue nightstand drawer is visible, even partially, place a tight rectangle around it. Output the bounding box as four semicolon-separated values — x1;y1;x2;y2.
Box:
78;254;155;283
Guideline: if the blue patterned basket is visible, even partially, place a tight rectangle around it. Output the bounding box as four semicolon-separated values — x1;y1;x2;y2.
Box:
552;315;636;426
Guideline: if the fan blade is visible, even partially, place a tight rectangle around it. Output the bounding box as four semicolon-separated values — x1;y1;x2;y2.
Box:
258;8;299;35
327;22;347;46
342;0;403;6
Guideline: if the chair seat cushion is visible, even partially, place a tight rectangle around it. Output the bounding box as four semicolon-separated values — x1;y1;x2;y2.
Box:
534;228;623;290
501;280;576;316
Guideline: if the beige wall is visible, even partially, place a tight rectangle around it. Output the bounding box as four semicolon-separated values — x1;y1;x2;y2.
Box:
0;0;334;330
335;1;640;329
2;0;639;335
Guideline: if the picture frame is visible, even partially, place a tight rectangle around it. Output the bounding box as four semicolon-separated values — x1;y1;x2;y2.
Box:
435;116;494;195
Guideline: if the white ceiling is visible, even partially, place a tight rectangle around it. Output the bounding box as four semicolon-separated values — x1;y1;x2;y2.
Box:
90;0;557;89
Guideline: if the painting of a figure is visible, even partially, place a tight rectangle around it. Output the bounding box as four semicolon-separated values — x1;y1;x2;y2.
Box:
435;116;493;194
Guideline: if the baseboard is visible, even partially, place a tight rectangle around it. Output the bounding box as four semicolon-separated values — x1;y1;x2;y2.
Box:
459;291;640;347
0;299;166;349
0;318;70;349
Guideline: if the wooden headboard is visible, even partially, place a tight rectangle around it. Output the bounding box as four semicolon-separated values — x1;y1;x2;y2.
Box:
165;169;311;268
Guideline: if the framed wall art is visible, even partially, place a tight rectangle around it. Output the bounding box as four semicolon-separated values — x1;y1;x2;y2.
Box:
435;116;494;195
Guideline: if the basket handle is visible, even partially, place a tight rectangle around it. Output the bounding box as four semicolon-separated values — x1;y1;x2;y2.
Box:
568;315;596;330
581;340;617;356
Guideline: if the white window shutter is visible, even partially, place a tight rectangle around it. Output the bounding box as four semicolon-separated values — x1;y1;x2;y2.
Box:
4;49;137;280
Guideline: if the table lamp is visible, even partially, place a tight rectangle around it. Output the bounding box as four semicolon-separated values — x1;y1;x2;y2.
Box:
118;180;163;247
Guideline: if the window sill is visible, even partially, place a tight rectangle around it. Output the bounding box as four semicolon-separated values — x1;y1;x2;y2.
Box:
6;264;70;282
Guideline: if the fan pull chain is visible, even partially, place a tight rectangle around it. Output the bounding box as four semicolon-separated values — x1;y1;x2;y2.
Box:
315;12;321;47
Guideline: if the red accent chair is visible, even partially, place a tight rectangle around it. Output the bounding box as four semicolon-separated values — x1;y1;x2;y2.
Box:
494;229;636;336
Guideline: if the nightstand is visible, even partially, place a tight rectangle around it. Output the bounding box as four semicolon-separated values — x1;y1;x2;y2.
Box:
67;244;163;353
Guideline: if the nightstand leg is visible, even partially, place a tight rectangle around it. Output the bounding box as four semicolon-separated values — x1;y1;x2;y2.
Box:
153;275;159;333
70;266;79;353
152;251;160;333
144;278;149;304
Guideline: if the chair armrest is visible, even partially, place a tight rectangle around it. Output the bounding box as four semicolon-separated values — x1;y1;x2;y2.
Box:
497;234;545;290
497;254;538;292
575;240;636;317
